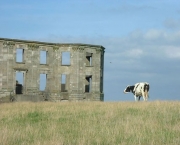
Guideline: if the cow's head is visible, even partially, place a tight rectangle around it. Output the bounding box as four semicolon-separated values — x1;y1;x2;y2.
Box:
124;85;135;94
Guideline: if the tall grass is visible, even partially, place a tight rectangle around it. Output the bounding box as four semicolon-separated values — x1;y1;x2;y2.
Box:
0;101;180;145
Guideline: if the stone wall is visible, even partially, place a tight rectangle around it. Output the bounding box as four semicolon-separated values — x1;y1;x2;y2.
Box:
0;38;105;101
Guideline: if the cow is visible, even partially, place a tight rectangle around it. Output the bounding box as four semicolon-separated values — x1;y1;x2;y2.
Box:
123;82;150;101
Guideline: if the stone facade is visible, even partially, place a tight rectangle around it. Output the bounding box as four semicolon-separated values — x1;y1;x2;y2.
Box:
0;38;105;102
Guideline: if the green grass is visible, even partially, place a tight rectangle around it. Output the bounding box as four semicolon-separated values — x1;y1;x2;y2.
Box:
0;101;180;145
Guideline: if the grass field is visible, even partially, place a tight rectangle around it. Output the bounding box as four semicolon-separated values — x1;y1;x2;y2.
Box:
0;101;180;145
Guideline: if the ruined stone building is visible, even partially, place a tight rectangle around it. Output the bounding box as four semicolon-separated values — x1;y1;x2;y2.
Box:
0;38;105;102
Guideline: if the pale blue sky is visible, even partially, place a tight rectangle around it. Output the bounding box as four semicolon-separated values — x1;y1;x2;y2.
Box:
1;0;180;101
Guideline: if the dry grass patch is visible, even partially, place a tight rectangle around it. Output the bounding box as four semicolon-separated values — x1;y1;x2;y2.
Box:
0;101;180;145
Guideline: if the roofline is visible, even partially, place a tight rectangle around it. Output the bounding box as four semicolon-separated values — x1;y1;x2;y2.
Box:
0;37;105;50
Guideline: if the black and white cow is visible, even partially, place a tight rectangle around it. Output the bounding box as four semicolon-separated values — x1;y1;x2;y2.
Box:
123;82;150;101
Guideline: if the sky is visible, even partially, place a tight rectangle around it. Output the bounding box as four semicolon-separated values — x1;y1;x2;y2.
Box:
1;0;180;101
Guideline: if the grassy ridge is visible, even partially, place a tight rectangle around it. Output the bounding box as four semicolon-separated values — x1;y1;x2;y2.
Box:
0;101;180;145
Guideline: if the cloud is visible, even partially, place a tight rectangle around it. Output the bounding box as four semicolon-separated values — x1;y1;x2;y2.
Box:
144;29;166;40
124;49;143;58
164;18;180;29
40;28;180;63
165;47;180;59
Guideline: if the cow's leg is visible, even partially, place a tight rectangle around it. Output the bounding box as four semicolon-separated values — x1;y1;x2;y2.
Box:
134;95;140;102
145;93;148;101
146;97;148;101
144;90;148;101
142;96;145;101
142;96;146;101
142;92;146;101
146;92;149;101
138;96;141;101
134;95;137;101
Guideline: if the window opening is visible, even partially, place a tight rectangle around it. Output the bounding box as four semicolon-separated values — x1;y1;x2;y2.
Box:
62;52;70;65
40;50;47;64
85;75;92;92
15;72;24;94
16;48;24;62
39;74;47;91
86;53;92;66
61;74;67;92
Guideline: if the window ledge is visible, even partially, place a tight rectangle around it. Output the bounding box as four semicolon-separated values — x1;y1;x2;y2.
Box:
40;64;49;66
61;65;71;66
16;62;25;64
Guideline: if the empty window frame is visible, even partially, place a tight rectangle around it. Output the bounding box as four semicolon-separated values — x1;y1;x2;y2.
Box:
85;75;92;93
86;52;92;66
61;74;67;92
40;50;47;64
16;48;24;62
39;74;47;91
61;52;70;65
15;72;24;94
